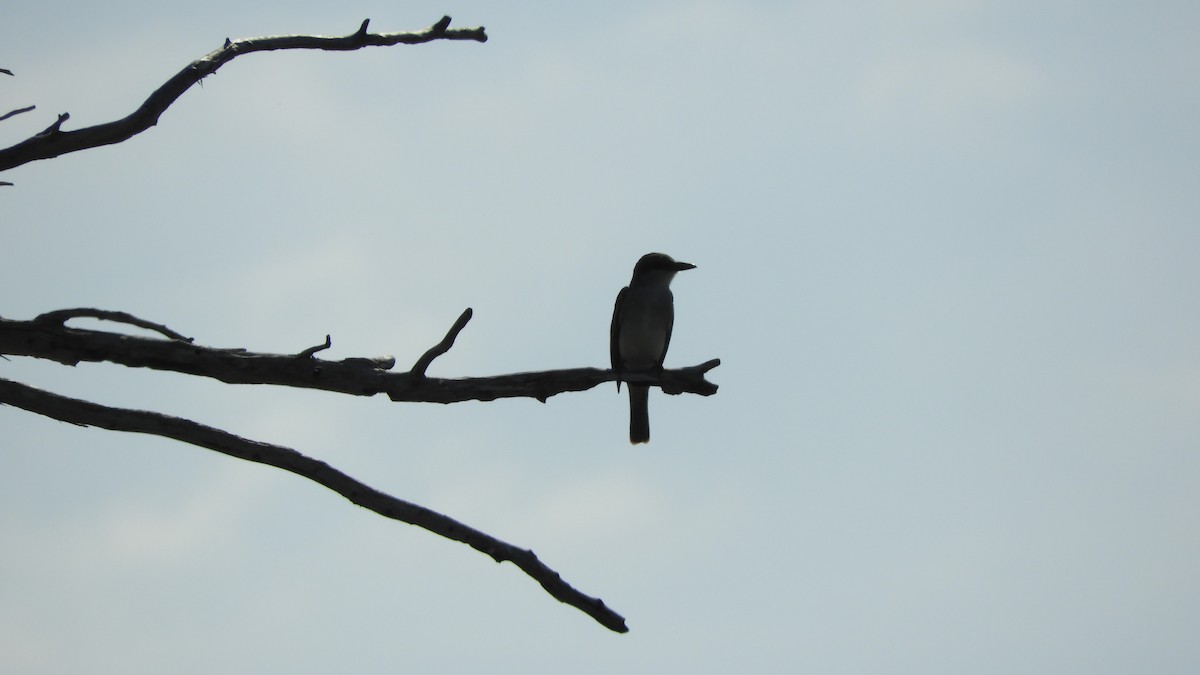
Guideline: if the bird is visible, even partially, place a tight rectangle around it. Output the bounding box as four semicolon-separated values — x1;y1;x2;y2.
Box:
610;252;696;444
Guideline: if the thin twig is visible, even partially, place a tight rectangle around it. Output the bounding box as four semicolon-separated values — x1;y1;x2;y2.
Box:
295;335;332;359
412;308;473;378
33;308;193;342
0;376;628;633
39;112;69;136
0;105;36;123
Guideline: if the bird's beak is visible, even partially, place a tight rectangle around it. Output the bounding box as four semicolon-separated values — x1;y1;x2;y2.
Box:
674;261;697;271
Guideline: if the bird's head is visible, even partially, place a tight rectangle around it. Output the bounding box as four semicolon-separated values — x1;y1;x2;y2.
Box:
631;252;696;280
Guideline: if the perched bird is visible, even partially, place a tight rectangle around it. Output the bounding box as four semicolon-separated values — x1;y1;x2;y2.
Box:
610;252;696;444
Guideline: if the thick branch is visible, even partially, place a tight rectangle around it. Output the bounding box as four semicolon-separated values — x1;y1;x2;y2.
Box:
0;17;487;172
0;376;627;633
0;314;720;403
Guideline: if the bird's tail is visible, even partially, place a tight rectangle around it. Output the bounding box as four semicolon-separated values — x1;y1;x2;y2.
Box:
628;384;650;444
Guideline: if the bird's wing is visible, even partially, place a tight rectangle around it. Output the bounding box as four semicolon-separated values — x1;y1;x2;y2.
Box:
610;285;628;391
657;299;675;369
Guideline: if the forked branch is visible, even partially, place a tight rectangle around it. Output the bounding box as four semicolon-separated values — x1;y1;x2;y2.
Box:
1;307;719;631
1;15;719;633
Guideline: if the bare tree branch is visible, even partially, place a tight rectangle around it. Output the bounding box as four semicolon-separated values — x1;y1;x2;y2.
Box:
0;69;34;172
0;105;36;123
0;376;628;633
1;16;720;634
34;307;194;342
2;306;718;632
412;307;473;378
295;334;333;359
0;16;487;172
0;313;721;403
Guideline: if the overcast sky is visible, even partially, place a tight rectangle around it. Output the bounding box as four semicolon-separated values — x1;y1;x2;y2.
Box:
3;1;1199;672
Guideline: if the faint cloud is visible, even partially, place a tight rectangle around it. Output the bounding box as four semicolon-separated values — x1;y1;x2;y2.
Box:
0;615;51;673
220;236;406;339
91;466;266;566
2;464;268;572
521;469;669;544
628;0;759;36
229;236;372;307
418;453;670;551
857;45;1038;125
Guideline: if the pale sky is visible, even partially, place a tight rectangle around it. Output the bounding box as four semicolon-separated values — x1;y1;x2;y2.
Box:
3;1;1199;672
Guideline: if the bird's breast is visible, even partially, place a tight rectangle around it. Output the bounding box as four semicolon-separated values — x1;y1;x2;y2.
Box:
617;289;673;370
